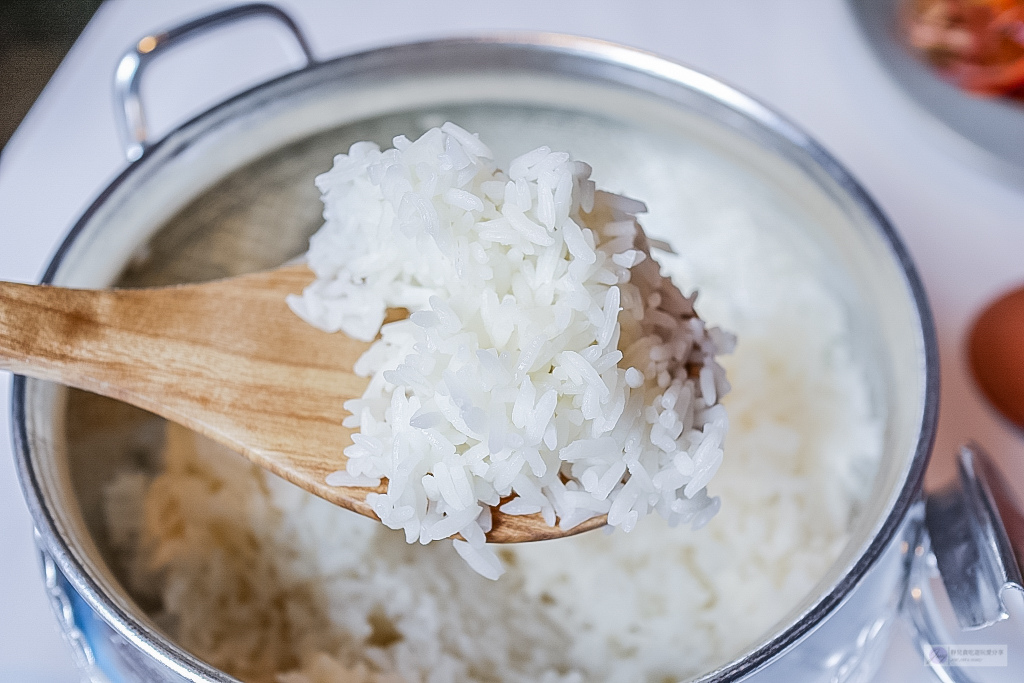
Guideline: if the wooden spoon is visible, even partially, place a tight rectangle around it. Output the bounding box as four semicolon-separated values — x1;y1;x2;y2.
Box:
0;264;606;543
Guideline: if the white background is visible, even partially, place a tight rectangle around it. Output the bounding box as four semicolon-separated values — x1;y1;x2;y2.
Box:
1;1;1023;680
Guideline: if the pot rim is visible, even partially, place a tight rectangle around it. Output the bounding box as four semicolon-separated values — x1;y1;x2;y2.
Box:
10;32;940;683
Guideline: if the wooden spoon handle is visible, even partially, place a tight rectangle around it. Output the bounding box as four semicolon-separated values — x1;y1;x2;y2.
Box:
0;278;113;385
0;267;357;418
0;278;185;399
0;267;376;507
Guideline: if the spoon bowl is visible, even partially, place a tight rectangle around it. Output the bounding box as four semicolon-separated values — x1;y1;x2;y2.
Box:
0;264;606;542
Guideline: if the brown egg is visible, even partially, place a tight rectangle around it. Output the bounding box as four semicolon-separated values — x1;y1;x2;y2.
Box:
969;286;1024;428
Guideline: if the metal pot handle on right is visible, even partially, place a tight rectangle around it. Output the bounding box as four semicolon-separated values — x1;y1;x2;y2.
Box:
905;445;1024;682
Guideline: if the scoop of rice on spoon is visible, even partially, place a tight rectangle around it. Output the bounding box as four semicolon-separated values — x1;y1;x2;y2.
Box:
287;124;734;577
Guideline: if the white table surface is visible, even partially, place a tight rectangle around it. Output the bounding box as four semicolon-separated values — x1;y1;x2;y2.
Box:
1;1;1022;681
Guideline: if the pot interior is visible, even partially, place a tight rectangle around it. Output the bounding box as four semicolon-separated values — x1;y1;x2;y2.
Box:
19;40;932;682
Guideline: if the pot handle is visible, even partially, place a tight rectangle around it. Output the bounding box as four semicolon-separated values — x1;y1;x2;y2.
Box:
113;3;316;162
926;444;1024;630
903;445;1024;682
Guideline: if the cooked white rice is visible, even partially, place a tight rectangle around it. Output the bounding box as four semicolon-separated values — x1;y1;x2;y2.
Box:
102;123;883;682
285;125;732;578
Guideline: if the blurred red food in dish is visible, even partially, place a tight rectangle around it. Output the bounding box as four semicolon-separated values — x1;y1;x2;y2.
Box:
905;0;1024;97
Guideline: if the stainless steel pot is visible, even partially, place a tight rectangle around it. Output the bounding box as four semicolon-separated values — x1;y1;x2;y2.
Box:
11;4;1020;682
